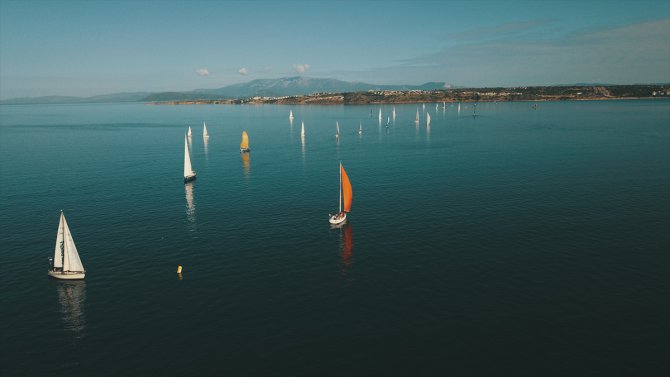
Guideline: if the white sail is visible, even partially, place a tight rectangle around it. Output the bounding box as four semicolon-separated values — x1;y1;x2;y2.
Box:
415;108;420;123
289;110;294;120
187;126;192;138
422;103;426;110
54;212;84;273
458;103;461;113
392;106;396;120
427;112;431;127
184;134;194;178
443;101;446;109
203;122;209;138
336;121;340;136
378;108;382;122
301;121;305;137
359;122;362;134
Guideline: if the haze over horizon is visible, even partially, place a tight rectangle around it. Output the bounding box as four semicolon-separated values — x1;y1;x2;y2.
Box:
1;0;669;100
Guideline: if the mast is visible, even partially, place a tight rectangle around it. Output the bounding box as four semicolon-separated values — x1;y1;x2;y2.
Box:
60;211;65;273
339;162;342;213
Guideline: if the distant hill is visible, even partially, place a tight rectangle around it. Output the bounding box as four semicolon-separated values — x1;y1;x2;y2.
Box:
144;77;452;101
0;92;151;105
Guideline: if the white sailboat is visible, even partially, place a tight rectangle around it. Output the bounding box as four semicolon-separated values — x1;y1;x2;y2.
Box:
386;116;390;127
358;122;363;135
335;121;340;138
422;103;426;111
392;106;396;120
442;101;446;110
415;108;420;124
427;112;431;127
329;162;353;225
187;126;192;138
301;121;306;137
48;211;85;280
435;103;439;111
184;134;196;182
203;122;209;138
289;110;294;120
378;108;382;123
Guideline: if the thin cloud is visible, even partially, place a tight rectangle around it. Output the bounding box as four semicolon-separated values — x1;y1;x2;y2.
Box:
195;68;210;76
293;63;311;74
238;67;249;75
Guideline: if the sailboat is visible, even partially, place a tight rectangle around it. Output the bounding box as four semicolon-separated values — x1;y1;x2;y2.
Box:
422;103;426;111
415;108;420;124
378;108;382;123
184;134;196;182
289;110;294;120
335;121;340;138
386;116;390;127
48;211;85;280
392;106;396;120
301;121;305;137
329;162;353;225
187;126;192;138
358;122;363;135
427;112;431;127
442;101;446;110
240;131;250;153
203;122;209;138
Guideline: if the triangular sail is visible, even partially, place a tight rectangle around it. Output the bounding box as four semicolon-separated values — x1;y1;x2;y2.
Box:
203;122;209;138
53;212;65;268
188;126;192;137
240;131;249;149
301;122;305;137
289;110;294;119
184;135;194;177
54;212;84;273
415;108;420;123
341;164;352;213
427;112;431;127
378;108;382;122
392;106;396;119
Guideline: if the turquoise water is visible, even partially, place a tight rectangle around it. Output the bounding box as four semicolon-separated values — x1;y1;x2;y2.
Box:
1;100;669;376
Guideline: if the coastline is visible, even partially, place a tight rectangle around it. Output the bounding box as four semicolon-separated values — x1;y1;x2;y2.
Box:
148;84;670;106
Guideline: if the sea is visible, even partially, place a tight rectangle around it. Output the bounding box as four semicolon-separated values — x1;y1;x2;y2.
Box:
1;100;669;376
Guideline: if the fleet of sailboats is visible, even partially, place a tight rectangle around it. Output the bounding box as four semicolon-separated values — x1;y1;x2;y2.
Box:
240;131;250;153
184;134;196;182
329;162;353;225
48;211;85;280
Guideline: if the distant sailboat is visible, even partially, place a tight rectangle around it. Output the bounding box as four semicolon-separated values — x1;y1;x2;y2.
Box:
442;101;446;110
329;162;353;225
358;122;363;135
187;126;192;138
386;116;390;127
301;121;306;137
435;103;439;111
392;106;396;120
240;131;250;153
415;108;420;124
335;121;340;138
427;112;431;127
289;110;294;120
203;122;209;138
422;103;426;111
378;108;382;123
184;134;196;182
458;102;461;113
48;211;85;280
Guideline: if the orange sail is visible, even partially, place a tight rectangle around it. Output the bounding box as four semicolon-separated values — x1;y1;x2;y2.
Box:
341;164;352;213
240;131;249;150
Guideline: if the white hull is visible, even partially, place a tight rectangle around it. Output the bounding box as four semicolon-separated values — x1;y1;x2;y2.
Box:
48;270;85;280
329;213;347;225
184;173;196;183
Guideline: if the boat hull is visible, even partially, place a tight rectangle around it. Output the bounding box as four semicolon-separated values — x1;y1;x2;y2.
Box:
240;148;250;153
329;213;347;225
184;174;196;183
48;270;85;280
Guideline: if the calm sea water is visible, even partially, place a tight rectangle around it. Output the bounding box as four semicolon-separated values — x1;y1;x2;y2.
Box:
1;100;669;376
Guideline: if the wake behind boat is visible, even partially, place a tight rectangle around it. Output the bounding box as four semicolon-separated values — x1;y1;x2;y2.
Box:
48;211;85;280
329;162;353;225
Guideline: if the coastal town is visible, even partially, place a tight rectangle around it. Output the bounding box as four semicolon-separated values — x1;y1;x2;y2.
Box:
154;84;670;105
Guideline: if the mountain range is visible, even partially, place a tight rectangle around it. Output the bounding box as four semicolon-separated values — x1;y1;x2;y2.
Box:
1;77;452;104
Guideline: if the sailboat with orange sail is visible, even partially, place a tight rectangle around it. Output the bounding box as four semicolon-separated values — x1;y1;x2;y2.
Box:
240;131;250;153
329;162;352;225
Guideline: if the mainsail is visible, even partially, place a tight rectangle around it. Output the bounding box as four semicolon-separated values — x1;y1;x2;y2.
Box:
184;135;194;178
240;131;249;150
341;163;352;213
53;212;84;273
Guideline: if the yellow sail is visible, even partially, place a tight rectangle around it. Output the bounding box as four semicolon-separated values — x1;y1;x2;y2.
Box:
341;164;352;213
240;131;249;150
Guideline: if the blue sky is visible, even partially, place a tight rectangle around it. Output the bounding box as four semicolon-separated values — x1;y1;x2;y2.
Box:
1;0;669;99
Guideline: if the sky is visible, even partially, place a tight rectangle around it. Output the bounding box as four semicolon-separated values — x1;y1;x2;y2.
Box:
1;0;669;99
